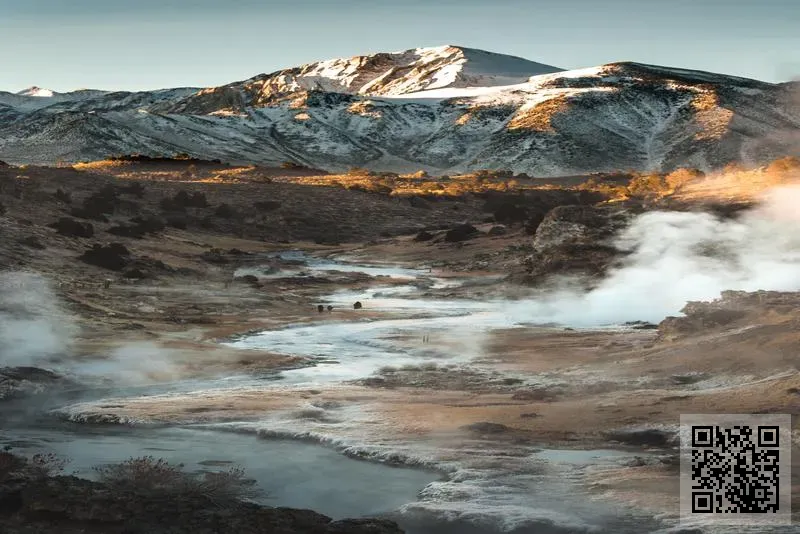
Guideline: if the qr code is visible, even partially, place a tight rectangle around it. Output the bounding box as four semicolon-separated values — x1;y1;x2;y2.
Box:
680;414;792;527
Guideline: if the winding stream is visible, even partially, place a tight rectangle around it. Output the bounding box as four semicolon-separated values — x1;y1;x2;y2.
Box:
2;251;666;534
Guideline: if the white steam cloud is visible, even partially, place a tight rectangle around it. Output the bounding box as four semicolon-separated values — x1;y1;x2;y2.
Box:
0;271;77;367
72;342;184;384
0;272;184;386
509;185;800;326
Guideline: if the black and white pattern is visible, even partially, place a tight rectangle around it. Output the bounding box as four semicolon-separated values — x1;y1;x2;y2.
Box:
680;414;791;526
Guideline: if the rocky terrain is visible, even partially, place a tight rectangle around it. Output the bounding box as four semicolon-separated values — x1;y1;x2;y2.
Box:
1;45;798;175
1;156;800;532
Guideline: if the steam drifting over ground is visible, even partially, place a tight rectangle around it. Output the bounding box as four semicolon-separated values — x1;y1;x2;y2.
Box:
508;184;800;326
0;271;77;367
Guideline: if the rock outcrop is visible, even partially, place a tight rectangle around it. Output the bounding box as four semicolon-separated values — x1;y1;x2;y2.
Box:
519;205;631;284
658;290;800;341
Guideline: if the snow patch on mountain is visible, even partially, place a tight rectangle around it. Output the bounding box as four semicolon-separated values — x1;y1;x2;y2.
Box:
16;86;56;98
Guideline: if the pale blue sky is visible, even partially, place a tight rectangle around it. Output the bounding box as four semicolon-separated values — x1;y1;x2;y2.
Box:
2;0;799;92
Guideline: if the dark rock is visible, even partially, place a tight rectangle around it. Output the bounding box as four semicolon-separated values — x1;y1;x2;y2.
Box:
461;422;511;434
444;224;479;242
79;243;131;271
658;294;756;340
317;304;325;313
353;301;363;310
604;428;676;447
520;205;631;284
487;225;507;236
413;230;434;242
48;218;94;238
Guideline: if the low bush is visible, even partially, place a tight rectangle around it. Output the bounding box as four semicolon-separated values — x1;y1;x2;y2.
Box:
94;456;260;504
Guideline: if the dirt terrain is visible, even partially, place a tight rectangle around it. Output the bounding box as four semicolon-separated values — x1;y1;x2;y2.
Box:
2;159;800;530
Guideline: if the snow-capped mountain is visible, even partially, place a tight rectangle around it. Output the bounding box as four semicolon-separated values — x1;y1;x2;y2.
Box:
16;86;57;98
1;46;798;175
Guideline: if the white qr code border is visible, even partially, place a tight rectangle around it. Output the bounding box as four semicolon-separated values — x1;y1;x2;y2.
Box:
680;414;792;527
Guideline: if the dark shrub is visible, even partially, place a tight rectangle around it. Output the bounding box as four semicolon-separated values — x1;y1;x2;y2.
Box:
444;224;479;242
49;217;94;238
253;200;281;212
165;215;188;229
17;236;46;249
413;230;434;242
214;204;235;218
119;182;146;198
131;216;166;234
108;224;147;239
189;192;208;208
79;243;131;271
54;188;72;204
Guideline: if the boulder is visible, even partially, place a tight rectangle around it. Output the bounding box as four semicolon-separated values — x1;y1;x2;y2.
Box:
520;205;631;284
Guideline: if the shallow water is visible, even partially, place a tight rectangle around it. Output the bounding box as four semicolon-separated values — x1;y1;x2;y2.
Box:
0;425;438;521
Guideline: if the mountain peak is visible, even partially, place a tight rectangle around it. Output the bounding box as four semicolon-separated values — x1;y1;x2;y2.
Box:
173;45;564;113
16;86;58;98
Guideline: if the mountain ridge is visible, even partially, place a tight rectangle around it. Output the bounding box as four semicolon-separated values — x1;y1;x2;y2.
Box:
1;46;798;176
